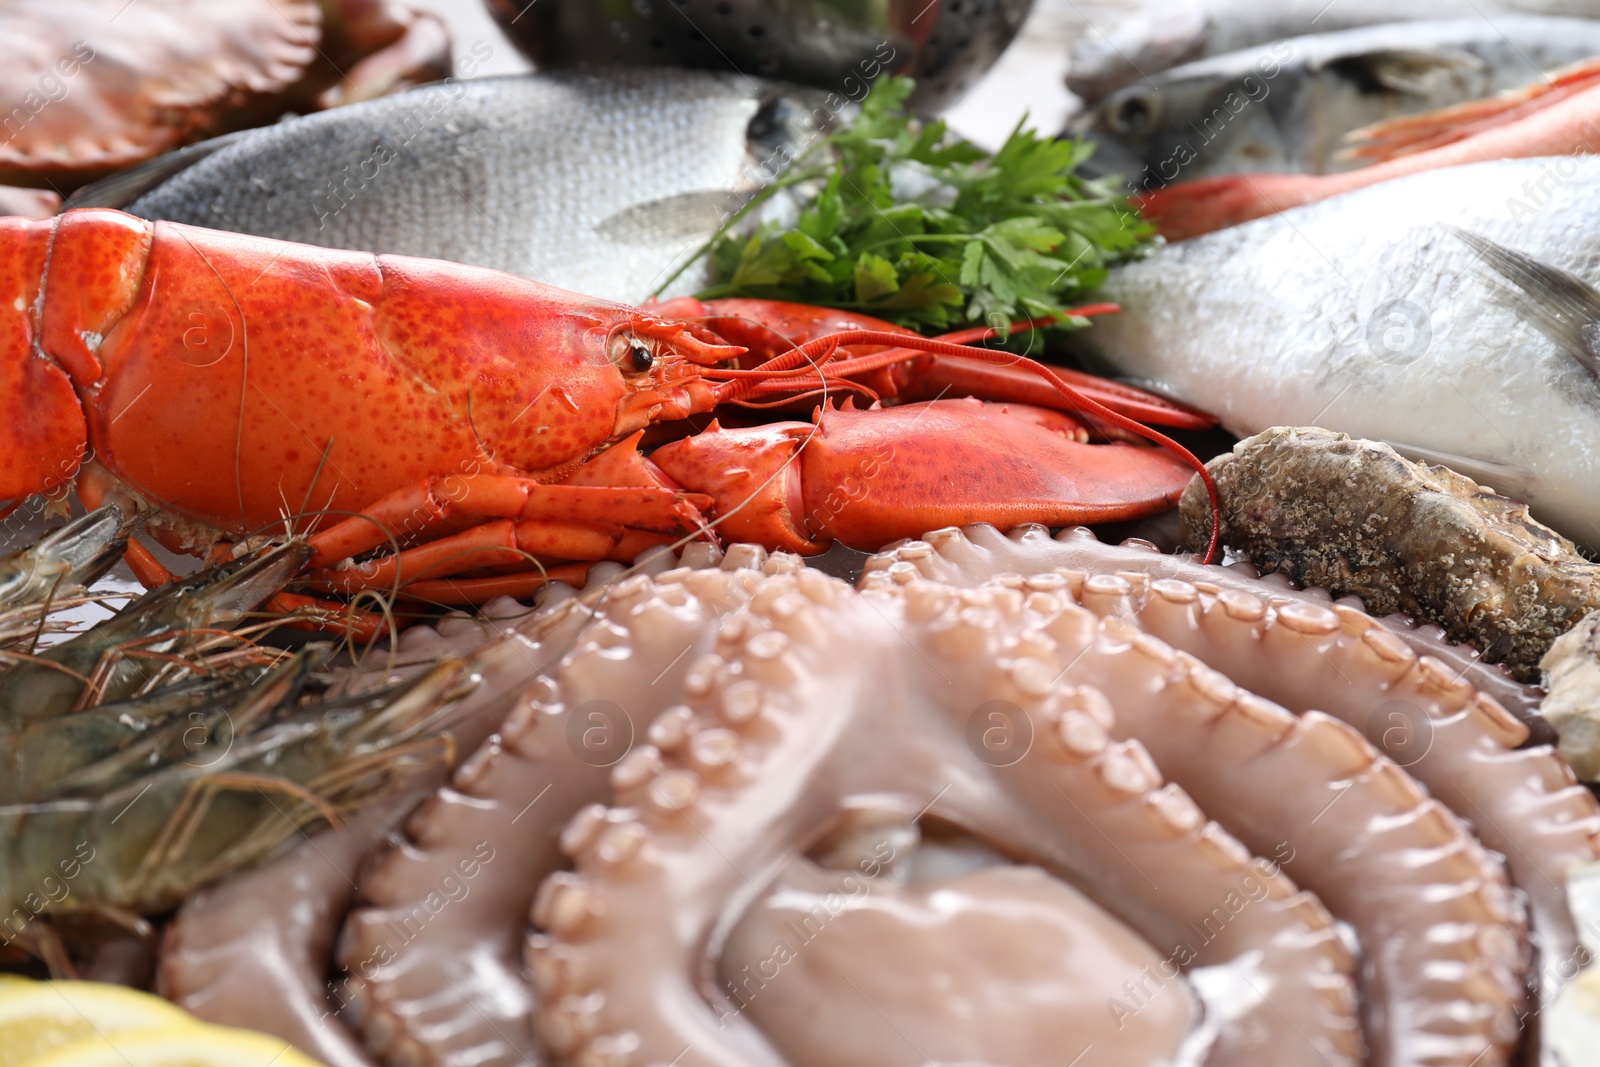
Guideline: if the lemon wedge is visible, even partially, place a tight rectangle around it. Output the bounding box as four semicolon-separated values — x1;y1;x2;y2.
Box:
19;1023;328;1067
0;981;192;1067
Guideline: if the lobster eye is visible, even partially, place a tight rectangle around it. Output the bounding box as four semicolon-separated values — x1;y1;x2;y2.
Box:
608;333;654;374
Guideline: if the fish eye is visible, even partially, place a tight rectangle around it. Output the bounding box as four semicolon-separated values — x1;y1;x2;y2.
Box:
608;333;655;373
1106;90;1159;136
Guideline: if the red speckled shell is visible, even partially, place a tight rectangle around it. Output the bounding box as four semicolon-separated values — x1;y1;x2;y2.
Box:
72;217;635;535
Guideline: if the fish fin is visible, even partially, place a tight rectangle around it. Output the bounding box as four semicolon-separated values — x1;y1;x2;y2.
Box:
1322;48;1484;98
594;189;756;246
63;131;253;210
1450;226;1600;381
1381;439;1539;502
1339;56;1600;164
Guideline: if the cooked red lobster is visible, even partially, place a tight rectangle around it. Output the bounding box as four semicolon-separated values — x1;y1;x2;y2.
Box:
0;209;1216;630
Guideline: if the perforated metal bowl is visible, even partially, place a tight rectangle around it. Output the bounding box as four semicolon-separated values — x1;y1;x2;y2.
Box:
486;0;1034;112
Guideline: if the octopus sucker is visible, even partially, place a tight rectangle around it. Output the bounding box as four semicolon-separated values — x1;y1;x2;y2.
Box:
336;552;797;1067
534;571;1366;1067
866;522;1600;1058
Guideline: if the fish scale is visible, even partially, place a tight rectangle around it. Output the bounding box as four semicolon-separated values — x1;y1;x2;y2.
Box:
107;71;824;305
1071;155;1600;547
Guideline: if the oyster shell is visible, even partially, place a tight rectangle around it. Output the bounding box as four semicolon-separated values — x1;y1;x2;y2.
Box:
1178;425;1600;682
1542;613;1600;780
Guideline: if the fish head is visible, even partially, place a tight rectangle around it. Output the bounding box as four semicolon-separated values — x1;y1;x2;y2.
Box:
606;307;747;436
1073;66;1295;189
1069;81;1170;185
1066;4;1209;103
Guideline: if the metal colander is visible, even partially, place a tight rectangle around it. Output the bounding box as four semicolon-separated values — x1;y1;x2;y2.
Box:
486;0;1035;112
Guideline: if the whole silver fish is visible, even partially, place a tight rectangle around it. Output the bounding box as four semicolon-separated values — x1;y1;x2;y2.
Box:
1070;17;1600;184
1067;0;1600;102
1071;156;1600;546
81;71;823;304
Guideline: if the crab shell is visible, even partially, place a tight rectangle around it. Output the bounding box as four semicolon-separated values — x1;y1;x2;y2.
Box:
0;0;450;189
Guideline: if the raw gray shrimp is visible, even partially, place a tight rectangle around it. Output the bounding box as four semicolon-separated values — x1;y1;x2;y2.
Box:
0;506;130;651
0;506;130;611
0;540;314;818
0;541;308;736
14;650;325;805
0;645;471;973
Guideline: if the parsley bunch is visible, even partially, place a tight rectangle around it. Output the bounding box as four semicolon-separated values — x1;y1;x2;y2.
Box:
676;77;1151;332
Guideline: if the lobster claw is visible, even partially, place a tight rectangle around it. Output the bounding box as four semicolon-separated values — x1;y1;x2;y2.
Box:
0;217;88;505
650;417;829;555
650;398;1195;555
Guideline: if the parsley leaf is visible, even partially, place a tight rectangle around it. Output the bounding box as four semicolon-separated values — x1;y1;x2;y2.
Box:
676;76;1151;333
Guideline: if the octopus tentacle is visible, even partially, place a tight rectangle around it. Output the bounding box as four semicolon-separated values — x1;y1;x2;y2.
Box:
1077;607;1526;1066
152;548;744;1067
338;553;800;1067
528;571;1363;1067
1229;564;1546;738
158;795;414;1067
865;523;1542;728
866;523;1600;1006
1106;572;1595;978
879;559;1526;1065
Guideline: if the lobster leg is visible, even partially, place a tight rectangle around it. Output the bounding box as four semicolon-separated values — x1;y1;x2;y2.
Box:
311;518;673;593
123;536;181;589
399;564;594;607
304;435;702;602
305;477;709;567
650;398;1196;555
268;592;388;642
305;433;709;567
119;536;390;640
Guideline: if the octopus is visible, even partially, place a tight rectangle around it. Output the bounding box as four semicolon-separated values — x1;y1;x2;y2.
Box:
0;0;449;190
152;526;1600;1067
1175;426;1600;682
